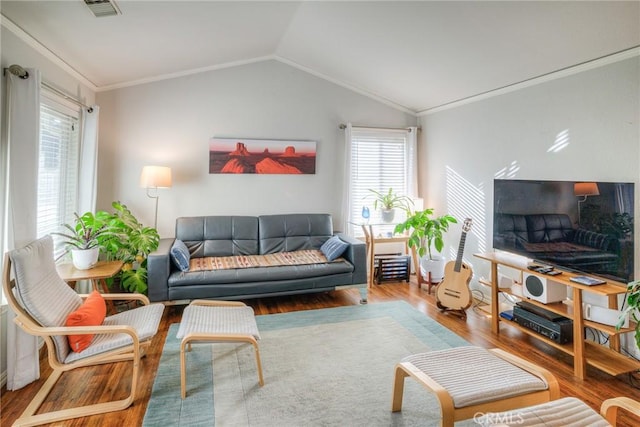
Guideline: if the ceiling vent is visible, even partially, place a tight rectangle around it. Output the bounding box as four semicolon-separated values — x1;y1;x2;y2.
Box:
84;0;121;18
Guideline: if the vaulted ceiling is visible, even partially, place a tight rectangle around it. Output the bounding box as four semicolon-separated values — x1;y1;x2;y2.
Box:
1;1;639;114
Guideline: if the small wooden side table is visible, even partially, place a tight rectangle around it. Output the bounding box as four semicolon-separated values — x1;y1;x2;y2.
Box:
360;224;411;288
57;260;124;313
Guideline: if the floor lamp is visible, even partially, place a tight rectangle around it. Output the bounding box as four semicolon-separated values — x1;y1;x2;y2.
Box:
140;165;172;229
574;182;599;225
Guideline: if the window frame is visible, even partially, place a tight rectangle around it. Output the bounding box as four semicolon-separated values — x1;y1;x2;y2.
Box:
347;127;413;237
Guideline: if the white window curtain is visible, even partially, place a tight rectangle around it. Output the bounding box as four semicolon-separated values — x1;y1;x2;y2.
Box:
340;123;353;234
406;126;418;198
4;68;41;390
78;105;99;214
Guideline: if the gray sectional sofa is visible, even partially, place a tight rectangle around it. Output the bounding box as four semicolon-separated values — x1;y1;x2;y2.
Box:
147;213;368;303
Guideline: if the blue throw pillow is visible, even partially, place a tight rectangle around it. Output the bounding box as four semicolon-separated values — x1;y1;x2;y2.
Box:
320;235;348;262
170;239;191;272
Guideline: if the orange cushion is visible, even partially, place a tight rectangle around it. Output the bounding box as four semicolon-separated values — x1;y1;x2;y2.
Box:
65;290;107;352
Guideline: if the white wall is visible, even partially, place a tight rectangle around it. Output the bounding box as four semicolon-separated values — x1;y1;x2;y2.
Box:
419;57;639;282
419;57;639;356
96;60;417;237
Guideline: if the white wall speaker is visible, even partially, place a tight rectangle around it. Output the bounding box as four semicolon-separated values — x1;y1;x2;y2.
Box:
522;273;567;304
584;304;629;327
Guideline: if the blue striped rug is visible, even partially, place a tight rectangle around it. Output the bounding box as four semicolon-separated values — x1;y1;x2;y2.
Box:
143;300;471;426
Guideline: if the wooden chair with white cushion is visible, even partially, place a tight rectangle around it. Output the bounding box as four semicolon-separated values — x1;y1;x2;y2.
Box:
475;396;640;426
391;346;559;427
3;236;165;426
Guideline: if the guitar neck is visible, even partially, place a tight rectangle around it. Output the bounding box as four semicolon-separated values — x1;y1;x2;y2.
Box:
454;232;467;272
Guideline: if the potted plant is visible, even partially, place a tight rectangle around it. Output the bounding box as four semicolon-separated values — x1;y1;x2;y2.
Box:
98;201;160;294
617;279;640;352
53;211;113;269
368;188;414;223
394;209;457;282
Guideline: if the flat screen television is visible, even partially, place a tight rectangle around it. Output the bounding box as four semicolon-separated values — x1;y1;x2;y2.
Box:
493;179;634;283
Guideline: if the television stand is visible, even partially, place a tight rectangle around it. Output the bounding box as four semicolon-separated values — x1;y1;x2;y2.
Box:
474;251;640;380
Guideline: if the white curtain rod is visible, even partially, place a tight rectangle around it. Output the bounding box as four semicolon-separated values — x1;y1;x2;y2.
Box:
338;124;420;132
3;64;93;112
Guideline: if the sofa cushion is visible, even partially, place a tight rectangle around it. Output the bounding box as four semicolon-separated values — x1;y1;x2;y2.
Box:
525;214;573;243
168;260;354;287
170;239;191;272
494;214;529;249
176;216;259;257
573;228;617;252
259;214;333;254
320;235;348;261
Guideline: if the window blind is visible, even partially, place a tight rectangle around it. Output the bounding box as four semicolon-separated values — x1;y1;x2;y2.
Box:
349;129;409;235
37;102;80;250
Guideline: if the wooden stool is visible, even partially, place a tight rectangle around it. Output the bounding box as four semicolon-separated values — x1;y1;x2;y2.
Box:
176;300;264;399
391;346;559;427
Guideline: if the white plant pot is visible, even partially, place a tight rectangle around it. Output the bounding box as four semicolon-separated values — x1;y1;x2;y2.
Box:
381;208;396;223
419;255;446;283
71;247;99;270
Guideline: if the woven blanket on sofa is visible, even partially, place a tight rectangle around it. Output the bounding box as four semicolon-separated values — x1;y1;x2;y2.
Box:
189;249;341;272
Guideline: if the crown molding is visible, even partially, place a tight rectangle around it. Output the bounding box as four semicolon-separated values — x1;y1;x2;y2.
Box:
1;14;98;91
96;55;277;92
418;46;640;116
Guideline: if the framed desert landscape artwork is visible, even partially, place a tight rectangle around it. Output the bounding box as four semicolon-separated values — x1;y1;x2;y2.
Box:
209;138;317;174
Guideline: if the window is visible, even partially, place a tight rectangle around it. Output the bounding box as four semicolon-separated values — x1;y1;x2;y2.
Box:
38;97;80;253
348;128;415;236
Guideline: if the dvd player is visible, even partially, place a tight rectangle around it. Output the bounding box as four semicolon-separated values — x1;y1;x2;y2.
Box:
513;305;573;344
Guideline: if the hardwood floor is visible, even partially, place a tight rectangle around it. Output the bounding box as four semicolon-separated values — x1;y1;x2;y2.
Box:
2;279;639;426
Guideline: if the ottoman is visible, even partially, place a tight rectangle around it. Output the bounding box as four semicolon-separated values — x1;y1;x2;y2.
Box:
391;346;559;427
176;300;264;399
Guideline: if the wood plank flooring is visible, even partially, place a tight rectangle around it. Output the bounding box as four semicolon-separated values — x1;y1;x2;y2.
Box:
2;279;639;426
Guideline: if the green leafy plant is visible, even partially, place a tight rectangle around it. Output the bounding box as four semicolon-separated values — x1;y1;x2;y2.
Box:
601;212;633;239
617;280;640;352
52;211;114;252
98;201;160;294
394;209;457;260
368;188;414;212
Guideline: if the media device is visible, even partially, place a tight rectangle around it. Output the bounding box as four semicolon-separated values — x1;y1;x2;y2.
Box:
493;179;635;283
522;273;567;303
499;310;514;321
583;304;629;328
513;302;573;344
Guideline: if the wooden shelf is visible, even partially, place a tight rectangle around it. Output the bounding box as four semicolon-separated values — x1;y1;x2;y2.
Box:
498;318;640;375
501;318;574;354
584;340;640;376
475;251;638;379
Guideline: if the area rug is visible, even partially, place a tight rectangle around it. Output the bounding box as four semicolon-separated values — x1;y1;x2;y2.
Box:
143;301;475;426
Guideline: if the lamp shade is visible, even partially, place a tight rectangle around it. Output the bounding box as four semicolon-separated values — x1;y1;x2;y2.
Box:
574;182;599;197
140;166;172;188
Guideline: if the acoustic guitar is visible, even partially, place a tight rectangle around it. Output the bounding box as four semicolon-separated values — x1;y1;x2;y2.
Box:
436;218;473;315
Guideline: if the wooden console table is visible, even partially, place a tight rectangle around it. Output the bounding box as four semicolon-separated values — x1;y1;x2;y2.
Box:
474;252;639;379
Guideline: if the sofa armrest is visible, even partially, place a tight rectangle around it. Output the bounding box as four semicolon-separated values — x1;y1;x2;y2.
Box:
147;238;175;302
336;233;367;285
